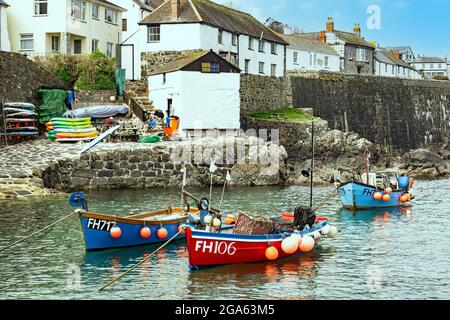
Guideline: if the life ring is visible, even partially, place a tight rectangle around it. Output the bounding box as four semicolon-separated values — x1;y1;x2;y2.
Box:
408;177;415;190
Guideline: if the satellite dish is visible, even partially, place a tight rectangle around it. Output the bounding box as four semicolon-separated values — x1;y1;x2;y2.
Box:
301;170;310;178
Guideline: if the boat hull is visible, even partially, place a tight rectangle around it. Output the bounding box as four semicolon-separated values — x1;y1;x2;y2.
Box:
338;182;406;210
79;211;189;252
186;222;329;270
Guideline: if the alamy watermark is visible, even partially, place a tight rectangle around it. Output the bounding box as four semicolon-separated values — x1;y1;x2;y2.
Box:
367;5;382;30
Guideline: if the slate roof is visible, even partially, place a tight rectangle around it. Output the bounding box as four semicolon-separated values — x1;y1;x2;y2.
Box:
411;56;447;64
134;0;164;11
0;0;9;7
140;0;288;44
375;48;414;69
278;33;338;56
96;0;127;11
333;31;375;48
150;50;240;75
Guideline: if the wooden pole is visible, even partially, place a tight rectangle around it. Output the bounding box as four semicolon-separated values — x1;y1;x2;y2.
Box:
310;119;315;209
98;230;182;292
0;211;78;254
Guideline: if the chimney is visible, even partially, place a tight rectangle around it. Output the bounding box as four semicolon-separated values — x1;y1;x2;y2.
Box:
326;17;334;33
171;0;181;19
390;50;401;60
319;31;327;42
353;23;361;36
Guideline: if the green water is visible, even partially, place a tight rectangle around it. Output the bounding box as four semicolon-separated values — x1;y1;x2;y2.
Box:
0;180;449;300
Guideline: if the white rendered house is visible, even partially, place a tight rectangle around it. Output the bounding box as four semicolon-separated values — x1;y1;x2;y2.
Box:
139;0;288;77
148;50;241;131
375;48;421;79
7;0;125;58
110;0;163;80
0;0;10;51
279;33;339;73
411;56;448;79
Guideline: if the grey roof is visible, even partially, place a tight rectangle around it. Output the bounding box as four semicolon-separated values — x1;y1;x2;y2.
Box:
299;30;375;48
134;0;164;11
279;33;338;56
384;46;414;52
140;0;288;45
0;0;9;7
411;56;447;64
375;48;415;69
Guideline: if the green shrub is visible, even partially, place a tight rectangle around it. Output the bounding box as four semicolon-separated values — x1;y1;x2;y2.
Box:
35;55;81;86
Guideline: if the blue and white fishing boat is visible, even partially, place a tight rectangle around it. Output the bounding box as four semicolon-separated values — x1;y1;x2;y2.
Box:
337;152;415;210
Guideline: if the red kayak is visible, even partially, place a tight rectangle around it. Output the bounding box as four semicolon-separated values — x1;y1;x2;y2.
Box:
186;220;337;270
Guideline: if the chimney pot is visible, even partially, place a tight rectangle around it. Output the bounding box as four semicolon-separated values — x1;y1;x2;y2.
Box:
326;17;334;33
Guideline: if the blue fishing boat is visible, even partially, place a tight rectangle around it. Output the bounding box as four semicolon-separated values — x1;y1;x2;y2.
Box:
70;192;203;252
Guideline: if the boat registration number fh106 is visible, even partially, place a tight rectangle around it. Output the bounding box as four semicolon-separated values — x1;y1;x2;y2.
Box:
194;240;237;256
86;218;116;232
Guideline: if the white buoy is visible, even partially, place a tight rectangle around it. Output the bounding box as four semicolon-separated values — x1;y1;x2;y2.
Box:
321;224;331;235
212;218;222;228
290;233;302;246
312;231;322;240
204;215;213;225
328;226;338;238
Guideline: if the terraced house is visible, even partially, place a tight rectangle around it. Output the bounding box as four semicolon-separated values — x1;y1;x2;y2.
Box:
0;0;10;51
7;0;125;58
138;0;288;77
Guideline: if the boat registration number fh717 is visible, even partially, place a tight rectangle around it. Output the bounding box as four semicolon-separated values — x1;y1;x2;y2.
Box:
194;240;237;256
86;218;116;232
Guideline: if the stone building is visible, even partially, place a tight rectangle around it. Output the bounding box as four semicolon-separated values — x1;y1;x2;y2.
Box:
300;18;376;75
0;0;10;51
138;0;288;77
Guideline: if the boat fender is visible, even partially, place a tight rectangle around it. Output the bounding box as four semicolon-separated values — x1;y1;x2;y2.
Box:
408;178;415;190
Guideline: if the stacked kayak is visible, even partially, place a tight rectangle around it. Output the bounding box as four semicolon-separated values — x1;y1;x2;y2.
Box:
46;118;98;142
1;103;39;139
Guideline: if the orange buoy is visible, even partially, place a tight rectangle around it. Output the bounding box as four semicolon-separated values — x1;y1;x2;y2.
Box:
382;194;391;202
265;246;279;261
178;225;186;235
373;192;383;200
405;193;411;201
225;217;237;225
299;235;315;252
110;225;122;239
385;188;393;195
140;226;151;239
281;237;298;255
400;195;408;203
157;227;168;239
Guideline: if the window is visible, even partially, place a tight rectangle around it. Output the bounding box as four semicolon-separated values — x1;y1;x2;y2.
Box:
105;8;118;24
430;63;434;69
309;53;312;66
218;30;223;44
92;3;99;19
248;38;254;50
122;19;128;32
34;0;48;15
271;43;277;55
356;48;368;62
74;39;82;54
163;73;166;84
245;59;250;73
71;0;86;20
348;50;353;60
259;62;265;74
92;39;99;52
148;25;160;43
325;56;329;67
201;63;220;73
293;52;298;64
271;64;276;76
20;34;34;51
385;64;388;72
51;36;59;52
232;34;237;46
313;54;317;66
438;64;442;69
392;65;395;74
258;40;265;53
107;42;114;57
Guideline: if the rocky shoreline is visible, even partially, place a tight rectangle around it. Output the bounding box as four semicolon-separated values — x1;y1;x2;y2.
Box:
0;133;449;200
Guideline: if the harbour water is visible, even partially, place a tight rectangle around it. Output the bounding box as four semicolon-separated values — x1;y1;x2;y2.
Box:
0;179;449;300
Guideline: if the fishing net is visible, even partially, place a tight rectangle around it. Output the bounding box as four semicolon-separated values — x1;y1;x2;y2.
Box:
38;89;68;123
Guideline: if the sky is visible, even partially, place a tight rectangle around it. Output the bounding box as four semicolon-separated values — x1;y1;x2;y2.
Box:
215;0;450;58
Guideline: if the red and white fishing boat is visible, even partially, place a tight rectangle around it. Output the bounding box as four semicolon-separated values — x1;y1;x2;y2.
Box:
186;215;338;270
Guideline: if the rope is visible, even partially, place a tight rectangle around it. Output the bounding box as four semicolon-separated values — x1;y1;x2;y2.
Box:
0;211;78;254
97;230;182;292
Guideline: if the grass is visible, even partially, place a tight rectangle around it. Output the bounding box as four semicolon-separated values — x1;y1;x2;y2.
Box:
248;108;316;122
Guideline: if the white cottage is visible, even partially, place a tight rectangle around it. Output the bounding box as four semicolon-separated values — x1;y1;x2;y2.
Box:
111;0;163;80
411;56;448;79
0;0;10;51
7;0;125;58
138;0;288;77
375;48;421;79
148;50;241;132
279;33;340;73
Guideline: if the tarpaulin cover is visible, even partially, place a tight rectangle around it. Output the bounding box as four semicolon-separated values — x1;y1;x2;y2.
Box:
63;104;129;119
38;89;68;123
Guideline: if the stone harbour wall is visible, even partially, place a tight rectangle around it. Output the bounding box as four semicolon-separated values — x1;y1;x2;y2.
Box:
40;138;288;192
72;89;117;108
141;50;202;79
240;74;287;115
290;72;450;151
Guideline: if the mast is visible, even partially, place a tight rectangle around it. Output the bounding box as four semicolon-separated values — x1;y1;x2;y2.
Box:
310;119;314;209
